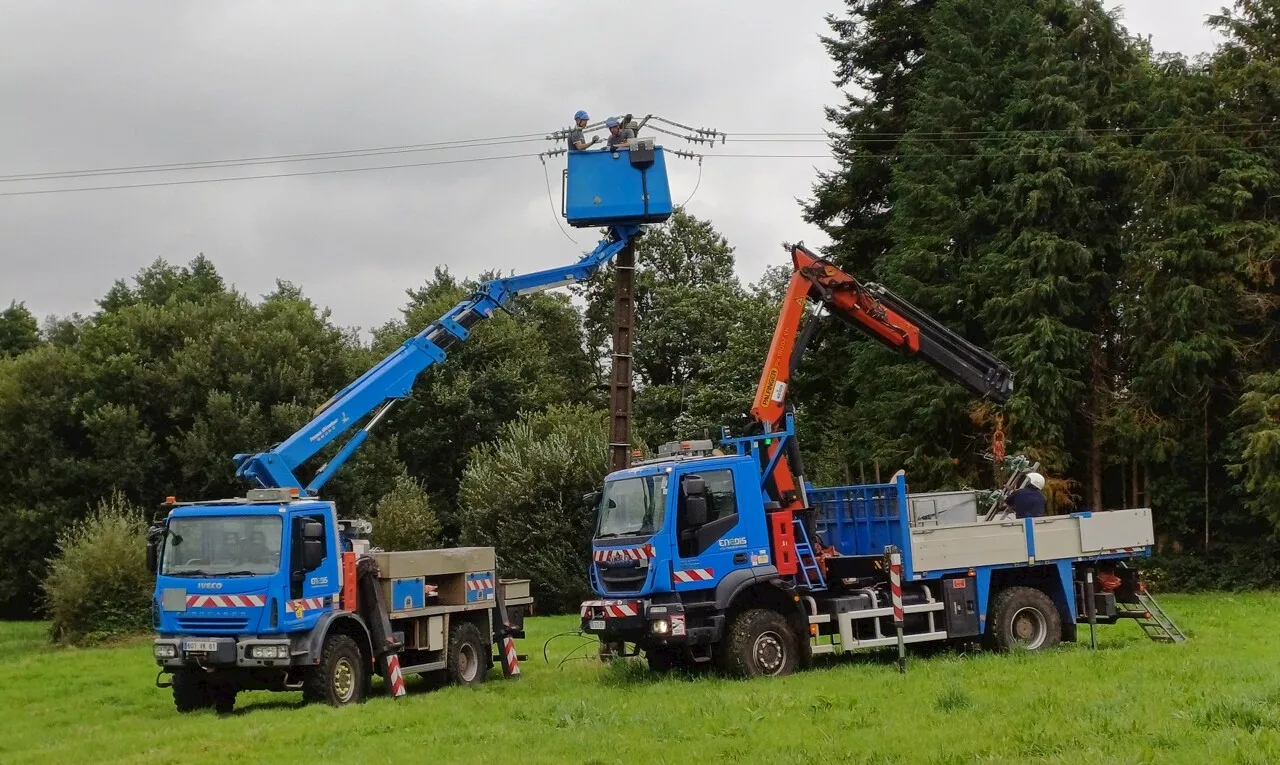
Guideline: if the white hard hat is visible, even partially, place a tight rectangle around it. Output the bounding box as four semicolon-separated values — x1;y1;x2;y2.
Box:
1026;472;1046;490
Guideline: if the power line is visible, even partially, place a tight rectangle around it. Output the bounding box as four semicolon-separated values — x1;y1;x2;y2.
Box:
0;134;548;183
4;119;1274;184
4;146;1273;197
0;152;543;197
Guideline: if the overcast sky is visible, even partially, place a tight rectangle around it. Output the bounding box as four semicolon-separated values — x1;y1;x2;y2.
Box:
1;1;1227;335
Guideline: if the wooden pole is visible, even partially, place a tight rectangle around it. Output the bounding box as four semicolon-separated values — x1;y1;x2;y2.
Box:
608;240;637;473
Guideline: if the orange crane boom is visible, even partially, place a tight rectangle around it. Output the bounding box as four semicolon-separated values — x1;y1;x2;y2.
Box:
749;243;1014;527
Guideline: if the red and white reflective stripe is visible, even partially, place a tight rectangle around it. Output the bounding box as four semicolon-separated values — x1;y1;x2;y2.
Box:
466;577;495;591
673;568;715;583
386;654;406;698
185;594;266;608
502;637;521;677
1109;547;1144;554
580;600;640;618
889;552;904;625
605;602;638;618
592;544;656;563
286;597;328;612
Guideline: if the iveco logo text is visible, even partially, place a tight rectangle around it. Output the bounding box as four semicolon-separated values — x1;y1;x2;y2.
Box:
718;537;748;549
196;582;223;590
309;576;329;587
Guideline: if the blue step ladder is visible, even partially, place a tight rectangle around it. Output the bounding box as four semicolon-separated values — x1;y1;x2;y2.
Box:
792;518;827;592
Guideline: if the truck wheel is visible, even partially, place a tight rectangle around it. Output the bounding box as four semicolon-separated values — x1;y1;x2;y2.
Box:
446;622;487;686
171;669;213;713
210;683;237;715
304;634;368;706
989;586;1062;652
719;608;798;678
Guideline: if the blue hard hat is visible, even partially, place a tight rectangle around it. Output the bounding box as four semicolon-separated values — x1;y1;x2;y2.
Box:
574;110;589;121
605;117;619;128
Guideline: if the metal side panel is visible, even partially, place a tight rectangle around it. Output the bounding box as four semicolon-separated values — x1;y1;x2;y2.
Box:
1030;516;1085;561
910;520;1028;573
1078;508;1154;552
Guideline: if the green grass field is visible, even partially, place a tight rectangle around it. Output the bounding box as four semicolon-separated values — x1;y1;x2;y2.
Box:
2;592;1279;764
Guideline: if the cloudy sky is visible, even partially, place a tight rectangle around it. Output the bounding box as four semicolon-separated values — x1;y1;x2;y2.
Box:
2;1;1227;334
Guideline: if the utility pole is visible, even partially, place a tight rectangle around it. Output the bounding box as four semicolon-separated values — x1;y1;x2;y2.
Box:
608;239;637;473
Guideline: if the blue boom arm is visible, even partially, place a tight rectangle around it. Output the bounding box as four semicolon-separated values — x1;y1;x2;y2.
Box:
233;223;642;494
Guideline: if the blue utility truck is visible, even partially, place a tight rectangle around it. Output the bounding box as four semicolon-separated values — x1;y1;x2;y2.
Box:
148;134;675;711
581;245;1181;675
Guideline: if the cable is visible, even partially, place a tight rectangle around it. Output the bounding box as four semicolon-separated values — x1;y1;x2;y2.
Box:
541;156;578;245
680;156;704;208
0;152;542;196
6;118;1273;183
0;135;548;183
4;142;1272;197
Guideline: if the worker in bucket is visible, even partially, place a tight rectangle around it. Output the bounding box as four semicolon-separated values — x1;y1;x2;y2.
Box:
604;116;634;149
567;110;599;151
1005;472;1047;519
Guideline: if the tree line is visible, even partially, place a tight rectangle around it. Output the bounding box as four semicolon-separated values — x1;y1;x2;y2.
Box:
3;0;1278;620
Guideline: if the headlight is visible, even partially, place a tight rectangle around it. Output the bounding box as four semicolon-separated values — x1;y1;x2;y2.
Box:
249;645;289;659
651;619;670;635
154;644;177;659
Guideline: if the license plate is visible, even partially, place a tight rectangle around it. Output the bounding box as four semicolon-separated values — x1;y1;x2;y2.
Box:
184;640;217;652
588;620;606;631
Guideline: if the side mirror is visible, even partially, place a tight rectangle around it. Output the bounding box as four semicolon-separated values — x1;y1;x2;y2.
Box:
301;521;325;570
684;496;708;527
582;490;602;511
303;540;325;571
145;524;164;574
682;476;708;527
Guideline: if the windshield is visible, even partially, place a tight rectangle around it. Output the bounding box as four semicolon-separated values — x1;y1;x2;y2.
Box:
161;515;283;577
596;474;668;538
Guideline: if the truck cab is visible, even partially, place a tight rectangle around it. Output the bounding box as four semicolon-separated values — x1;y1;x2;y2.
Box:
589;452;773;601
152;492;342;650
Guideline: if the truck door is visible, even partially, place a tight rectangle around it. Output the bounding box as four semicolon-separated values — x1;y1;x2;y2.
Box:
286;511;340;623
670;465;757;591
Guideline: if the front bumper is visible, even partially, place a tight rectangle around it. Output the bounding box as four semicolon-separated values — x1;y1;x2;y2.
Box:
153;636;303;670
580;599;692;643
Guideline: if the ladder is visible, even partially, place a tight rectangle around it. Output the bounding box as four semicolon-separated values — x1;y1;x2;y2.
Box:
792;518;827;591
1118;583;1187;643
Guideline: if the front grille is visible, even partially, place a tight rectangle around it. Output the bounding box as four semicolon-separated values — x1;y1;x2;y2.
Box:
176;616;250;632
598;566;648;595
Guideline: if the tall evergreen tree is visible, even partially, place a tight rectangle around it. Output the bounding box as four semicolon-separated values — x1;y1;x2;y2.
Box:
865;0;1143;501
797;0;938;487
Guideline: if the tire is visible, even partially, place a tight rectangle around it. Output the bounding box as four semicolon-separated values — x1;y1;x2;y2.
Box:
989;586;1062;652
210;683;237;715
303;634;368;706
171;669;213;713
718;608;799;678
446;622;488;686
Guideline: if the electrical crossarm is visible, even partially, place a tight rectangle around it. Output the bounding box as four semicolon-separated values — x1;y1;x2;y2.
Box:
233;223;642;494
749;242;1015;519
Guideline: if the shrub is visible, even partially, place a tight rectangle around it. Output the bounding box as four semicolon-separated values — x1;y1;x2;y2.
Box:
460;404;609;613
42;492;152;645
371;474;442;551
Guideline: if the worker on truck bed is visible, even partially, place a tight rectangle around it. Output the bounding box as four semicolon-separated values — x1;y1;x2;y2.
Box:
604;116;634;149
568;110;599;151
1006;472;1047;518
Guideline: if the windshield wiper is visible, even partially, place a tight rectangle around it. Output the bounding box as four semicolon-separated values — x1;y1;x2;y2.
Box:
218;570;262;577
595;532;622;540
166;569;216;577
